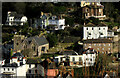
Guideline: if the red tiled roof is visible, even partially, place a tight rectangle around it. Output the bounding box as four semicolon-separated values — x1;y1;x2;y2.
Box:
47;69;58;77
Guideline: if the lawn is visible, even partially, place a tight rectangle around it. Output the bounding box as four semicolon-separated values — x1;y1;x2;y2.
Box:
48;43;73;52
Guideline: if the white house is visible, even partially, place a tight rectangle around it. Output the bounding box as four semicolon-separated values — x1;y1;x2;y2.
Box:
5;11;27;26
48;16;65;30
0;52;44;78
55;49;97;67
83;23;108;40
82;48;97;66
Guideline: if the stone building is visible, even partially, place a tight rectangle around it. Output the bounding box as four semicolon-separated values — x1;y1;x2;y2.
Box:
82;2;106;20
14;35;49;57
83;39;113;53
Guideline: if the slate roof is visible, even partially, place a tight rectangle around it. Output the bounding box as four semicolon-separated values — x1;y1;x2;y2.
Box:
26;58;42;64
83;39;113;43
25;36;49;46
84;22;107;27
9;12;24;19
60;50;77;55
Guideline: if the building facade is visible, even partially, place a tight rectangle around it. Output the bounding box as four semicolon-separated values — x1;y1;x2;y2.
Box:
1;53;44;78
82;2;106;20
83;23;108;40
6;11;27;26
48;16;65;30
55;50;97;67
14;35;49;57
83;39;113;53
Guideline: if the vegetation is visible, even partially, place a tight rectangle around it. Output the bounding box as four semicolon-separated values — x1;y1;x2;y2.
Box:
46;33;58;47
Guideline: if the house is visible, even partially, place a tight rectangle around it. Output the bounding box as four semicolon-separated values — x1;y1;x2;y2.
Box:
83;38;113;53
1;52;27;78
55;50;97;67
33;12;51;29
82;48;97;66
82;2;106;20
48;15;66;30
33;12;66;30
14;35;49;57
26;59;44;78
1;52;44;78
5;11;27;26
83;22;108;40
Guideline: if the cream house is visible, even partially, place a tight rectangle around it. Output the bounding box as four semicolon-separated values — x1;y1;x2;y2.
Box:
83;23;108;40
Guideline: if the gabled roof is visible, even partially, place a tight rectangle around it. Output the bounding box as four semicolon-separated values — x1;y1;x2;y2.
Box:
84;22;107;27
8;11;24;19
98;22;107;26
85;22;95;26
26;58;42;64
25;36;49;46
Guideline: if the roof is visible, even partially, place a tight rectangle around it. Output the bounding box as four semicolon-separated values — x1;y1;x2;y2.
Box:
25;36;49;46
85;4;104;9
2;63;18;67
8;11;24;19
85;22;95;26
61;50;77;55
83;39;113;43
26;58;42;64
47;69;58;77
97;22;107;26
84;22;107;27
83;48;97;54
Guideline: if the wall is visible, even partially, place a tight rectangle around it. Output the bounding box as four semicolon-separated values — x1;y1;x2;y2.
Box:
83;26;108;40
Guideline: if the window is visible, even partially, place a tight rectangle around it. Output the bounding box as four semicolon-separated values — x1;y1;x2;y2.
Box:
29;64;31;68
109;44;111;46
104;44;106;46
103;28;105;30
79;57;82;61
86;58;88;61
60;58;62;61
72;57;75;61
99;28;100;30
4;68;5;71
16;43;19;45
29;70;31;73
33;46;35;51
8;68;9;71
35;70;37;74
35;64;37;68
41;47;45;51
92;27;93;30
99;44;101;46
90;59;92;61
12;68;14;71
94;44;96;46
102;48;104;50
86;28;88;30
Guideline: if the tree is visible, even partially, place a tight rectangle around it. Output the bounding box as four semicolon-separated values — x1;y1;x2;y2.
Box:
65;17;75;26
46;33;58;47
87;17;100;25
14;2;26;14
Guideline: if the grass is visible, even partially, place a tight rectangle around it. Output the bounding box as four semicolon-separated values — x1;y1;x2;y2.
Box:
48;43;73;52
